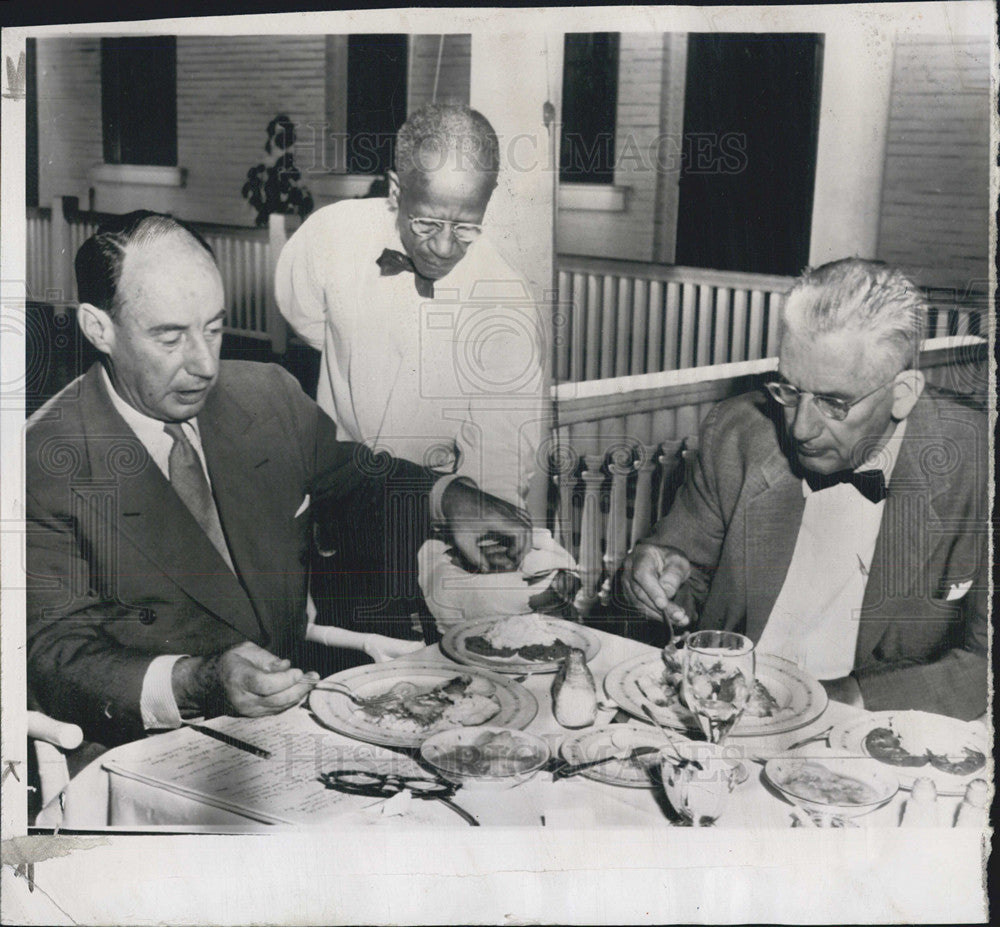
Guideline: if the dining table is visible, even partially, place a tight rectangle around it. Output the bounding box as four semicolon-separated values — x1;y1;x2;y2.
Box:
50;627;982;831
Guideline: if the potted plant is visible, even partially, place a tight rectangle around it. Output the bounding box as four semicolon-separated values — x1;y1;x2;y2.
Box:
241;114;314;227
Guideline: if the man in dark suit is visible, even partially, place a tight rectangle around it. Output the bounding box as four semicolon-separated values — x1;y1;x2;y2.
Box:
623;258;987;720
26;211;531;748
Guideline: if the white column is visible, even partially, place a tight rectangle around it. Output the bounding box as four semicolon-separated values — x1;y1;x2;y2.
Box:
808;23;895;265
469;32;561;299
470;34;563;522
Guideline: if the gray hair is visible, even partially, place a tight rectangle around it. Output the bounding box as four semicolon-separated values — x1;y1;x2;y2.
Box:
394;103;500;184
781;258;927;372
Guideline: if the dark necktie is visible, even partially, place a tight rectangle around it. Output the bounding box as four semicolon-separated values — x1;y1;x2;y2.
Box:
377;248;435;299
164;423;235;570
804;468;888;504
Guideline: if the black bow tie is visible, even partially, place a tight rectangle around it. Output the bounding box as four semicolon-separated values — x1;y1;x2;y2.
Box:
804;468;888;503
376;248;435;299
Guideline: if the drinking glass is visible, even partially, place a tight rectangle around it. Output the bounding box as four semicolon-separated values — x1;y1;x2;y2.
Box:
682;631;755;744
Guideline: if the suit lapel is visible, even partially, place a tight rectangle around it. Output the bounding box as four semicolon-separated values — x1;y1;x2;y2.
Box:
743;446;805;640
78;367;264;643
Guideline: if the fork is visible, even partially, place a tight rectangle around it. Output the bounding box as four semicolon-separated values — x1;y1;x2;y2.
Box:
308;680;410;710
784;725;834;752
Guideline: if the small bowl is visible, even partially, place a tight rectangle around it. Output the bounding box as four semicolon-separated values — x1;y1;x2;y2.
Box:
765;754;899;820
660;740;745;825
420;725;550;790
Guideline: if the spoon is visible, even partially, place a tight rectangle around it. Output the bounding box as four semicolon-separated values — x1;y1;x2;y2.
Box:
641;703;700;770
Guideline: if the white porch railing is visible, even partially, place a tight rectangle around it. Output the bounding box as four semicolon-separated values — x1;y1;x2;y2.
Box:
555;253;988;384
25;197;292;353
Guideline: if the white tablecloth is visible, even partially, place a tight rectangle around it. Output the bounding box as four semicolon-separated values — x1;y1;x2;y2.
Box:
53;630;967;830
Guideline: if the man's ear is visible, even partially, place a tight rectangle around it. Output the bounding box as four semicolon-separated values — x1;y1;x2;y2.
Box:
890;368;925;420
385;171;400;210
76;303;115;356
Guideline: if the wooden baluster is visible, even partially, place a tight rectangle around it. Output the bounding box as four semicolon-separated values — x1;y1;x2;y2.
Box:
663;281;680;371
554;429;578;556
630;443;659;546
585;275;602;381
599;444;633;605
646;279;664;377
679;282;697;369
713;287;731;364
676;403;701;453
765;291;782;356
696;285;713;367
747;290;765;360
630;278;648;377
654;438;686;522
555;270;571;383
575;454;605;616
600;275;616;379
570;272;586;382
730;289;748;362
615;277;631;378
267;214;289;353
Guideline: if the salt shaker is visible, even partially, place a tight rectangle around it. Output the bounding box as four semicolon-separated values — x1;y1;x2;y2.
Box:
901;777;939;827
552;647;597;728
954;779;989;829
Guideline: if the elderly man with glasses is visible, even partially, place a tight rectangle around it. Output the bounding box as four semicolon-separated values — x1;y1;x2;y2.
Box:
622;258;987;720
276;103;550;643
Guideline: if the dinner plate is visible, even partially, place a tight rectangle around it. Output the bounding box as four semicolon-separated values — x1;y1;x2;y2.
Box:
558;725;682;788
829;711;989;795
309;661;538;749
441;616;601;674
603;651;828;737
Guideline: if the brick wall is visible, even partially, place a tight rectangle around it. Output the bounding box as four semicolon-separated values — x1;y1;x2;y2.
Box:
36;38;103;208
877;35;990;290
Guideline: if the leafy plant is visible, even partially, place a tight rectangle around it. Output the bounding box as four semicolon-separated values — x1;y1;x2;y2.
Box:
241;115;314;227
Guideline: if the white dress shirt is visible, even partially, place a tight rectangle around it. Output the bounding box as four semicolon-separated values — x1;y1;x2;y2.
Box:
275;198;544;506
101;367;214;730
758;419;906;680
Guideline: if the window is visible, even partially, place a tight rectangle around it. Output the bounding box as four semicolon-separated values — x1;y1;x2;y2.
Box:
101;37;177;166
560;33;620;184
346;34;408;174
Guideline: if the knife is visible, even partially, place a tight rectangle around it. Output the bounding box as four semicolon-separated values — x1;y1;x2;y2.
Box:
553;746;661;780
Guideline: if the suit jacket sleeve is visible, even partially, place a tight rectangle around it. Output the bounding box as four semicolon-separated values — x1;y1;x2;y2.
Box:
645;403;730;619
26;483;153;745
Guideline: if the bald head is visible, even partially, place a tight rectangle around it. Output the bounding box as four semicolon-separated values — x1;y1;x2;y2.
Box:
75;211;216;322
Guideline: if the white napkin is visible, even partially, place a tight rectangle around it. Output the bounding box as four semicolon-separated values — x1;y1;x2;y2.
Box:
418;528;578;633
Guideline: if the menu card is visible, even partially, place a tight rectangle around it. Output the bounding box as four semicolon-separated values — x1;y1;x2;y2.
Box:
102;709;434;826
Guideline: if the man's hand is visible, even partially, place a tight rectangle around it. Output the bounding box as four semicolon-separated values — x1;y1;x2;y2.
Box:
621;542;692;627
218;642;318;717
441;479;532;573
173;642;318;719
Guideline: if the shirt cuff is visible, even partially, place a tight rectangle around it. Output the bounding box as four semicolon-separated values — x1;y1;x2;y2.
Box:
140;654;188;731
429;474;477;524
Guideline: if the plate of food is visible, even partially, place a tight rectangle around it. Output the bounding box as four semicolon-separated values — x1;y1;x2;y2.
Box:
603;647;827;737
441;614;600;674
309;662;538;749
558;725;686;788
829;711;989;794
